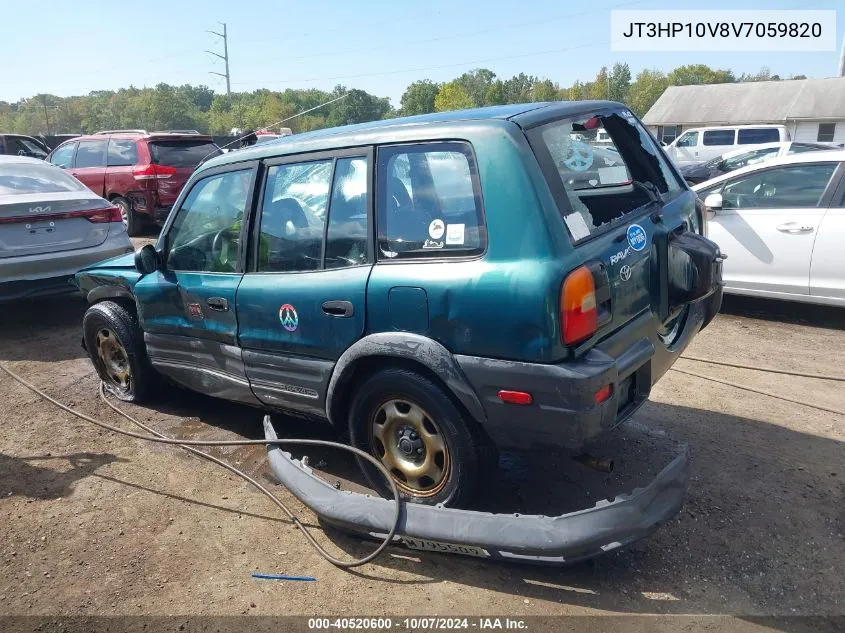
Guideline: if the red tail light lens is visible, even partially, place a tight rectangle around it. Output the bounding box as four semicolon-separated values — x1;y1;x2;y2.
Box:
497;390;534;405
0;206;122;224
133;164;177;180
561;265;598;345
594;384;613;404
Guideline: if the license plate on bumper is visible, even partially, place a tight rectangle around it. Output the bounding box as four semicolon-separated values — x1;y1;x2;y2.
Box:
401;538;490;558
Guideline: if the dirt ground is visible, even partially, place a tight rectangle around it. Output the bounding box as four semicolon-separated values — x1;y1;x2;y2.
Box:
0;235;842;626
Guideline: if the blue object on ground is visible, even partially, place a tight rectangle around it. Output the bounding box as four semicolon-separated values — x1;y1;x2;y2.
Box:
252;572;316;581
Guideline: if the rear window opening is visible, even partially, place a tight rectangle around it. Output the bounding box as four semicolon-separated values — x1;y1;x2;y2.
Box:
530;109;681;242
150;140;222;168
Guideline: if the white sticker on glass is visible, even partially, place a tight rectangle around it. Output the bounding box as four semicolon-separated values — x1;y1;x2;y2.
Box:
564;212;591;241
598;166;628;185
428;219;445;240
445;223;465;245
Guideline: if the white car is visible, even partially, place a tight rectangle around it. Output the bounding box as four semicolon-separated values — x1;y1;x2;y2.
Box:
666;125;790;166
693;151;845;306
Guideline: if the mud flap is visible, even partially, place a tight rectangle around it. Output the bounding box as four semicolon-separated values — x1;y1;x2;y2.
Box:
264;416;690;565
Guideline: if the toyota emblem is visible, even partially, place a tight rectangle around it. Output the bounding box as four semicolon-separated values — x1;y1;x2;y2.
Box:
619;265;632;282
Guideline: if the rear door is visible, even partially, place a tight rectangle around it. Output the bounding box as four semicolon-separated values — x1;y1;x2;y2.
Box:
147;138;222;207
133;163;260;405
526;106;693;336
236;148;373;416
0;161;114;258
70;140;107;196
705;161;841;296
809;163;845;300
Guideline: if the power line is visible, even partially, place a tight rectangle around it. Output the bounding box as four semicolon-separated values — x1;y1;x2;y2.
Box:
206;22;232;106
237;0;652;67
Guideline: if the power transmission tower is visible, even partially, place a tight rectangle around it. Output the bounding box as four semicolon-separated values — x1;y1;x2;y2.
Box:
206;22;231;106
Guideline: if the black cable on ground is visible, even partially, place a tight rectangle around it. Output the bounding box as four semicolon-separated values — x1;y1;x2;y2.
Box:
0;362;402;569
679;355;845;382
670;367;845;417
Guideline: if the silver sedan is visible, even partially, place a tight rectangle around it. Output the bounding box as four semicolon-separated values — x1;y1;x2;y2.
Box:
0;155;134;301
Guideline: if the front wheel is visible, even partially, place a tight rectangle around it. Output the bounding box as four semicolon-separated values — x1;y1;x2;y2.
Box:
83;301;154;402
348;367;483;508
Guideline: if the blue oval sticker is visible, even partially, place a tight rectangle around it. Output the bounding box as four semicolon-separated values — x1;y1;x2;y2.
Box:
627;224;647;252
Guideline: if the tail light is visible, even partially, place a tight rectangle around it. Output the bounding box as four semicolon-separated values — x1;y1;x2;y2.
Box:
133;164;177;180
0;206;122;224
561;265;598;345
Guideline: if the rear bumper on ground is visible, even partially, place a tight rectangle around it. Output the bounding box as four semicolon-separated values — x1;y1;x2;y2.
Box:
0;234;133;301
264;416;689;565
456;292;720;451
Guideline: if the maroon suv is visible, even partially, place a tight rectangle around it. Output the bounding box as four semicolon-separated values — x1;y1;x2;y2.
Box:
47;131;221;235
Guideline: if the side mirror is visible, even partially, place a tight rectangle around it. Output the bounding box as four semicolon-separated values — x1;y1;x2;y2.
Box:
134;244;160;275
703;193;723;211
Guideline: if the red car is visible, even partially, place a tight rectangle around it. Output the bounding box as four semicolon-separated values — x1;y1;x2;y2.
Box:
47;130;221;235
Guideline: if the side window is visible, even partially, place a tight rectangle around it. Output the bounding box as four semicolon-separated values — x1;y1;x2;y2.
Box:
326;157;369;269
817;123;836;143
74;141;107;168
256;161;332;273
675;131;698;147
377;143;485;259
49;143;77;168
789;143;829;154
737;128;780;144
702;129;736;146
721;164;837;210
107;139;138;167
166;169;252;272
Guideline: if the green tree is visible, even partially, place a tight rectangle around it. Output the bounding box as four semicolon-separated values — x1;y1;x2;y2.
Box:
455;68;497;107
608;62;632;103
532;79;560;102
325;87;392;126
566;80;587;101
434;81;474;111
502;73;537;104
399;80;440;115
738;67;780;82
666;64;734;86
484;80;506;105
587;67;609;100
626;69;669;117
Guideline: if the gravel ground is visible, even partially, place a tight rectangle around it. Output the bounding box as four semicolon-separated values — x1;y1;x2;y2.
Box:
0;236;842;627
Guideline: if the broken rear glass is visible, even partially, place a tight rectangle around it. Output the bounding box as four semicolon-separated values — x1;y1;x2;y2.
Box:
534;109;681;242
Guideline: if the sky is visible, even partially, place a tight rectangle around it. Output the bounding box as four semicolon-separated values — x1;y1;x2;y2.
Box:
1;0;842;106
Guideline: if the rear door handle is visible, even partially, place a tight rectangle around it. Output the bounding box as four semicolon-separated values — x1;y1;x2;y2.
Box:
776;222;814;234
322;300;354;317
206;297;229;311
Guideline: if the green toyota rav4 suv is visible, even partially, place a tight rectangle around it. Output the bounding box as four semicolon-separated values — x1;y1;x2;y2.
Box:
75;101;723;509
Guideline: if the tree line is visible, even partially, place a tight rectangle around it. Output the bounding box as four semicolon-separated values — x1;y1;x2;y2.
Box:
0;64;806;137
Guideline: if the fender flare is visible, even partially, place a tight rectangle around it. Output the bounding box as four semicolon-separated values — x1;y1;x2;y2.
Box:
86;284;136;305
325;332;487;426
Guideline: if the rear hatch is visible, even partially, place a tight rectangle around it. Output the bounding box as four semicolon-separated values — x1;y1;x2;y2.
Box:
146;136;222;206
523;106;700;348
0;162;118;258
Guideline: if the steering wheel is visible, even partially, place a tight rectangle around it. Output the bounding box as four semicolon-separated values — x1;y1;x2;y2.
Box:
211;229;237;270
563;140;594;172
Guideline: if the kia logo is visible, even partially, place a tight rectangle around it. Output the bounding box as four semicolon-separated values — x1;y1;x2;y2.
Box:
29;206;51;214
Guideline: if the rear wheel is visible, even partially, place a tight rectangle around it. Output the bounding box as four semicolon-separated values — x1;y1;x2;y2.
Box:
348;367;482;508
83;301;154;402
113;196;143;237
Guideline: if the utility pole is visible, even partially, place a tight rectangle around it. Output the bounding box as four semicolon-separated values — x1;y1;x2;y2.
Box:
206;22;231;106
41;95;52;135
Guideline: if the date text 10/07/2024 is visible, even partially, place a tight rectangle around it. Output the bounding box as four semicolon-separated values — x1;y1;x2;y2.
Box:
308;618;528;630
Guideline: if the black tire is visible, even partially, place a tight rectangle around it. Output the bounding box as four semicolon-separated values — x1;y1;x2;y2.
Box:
113;196;143;237
83;301;154;403
348;367;482;508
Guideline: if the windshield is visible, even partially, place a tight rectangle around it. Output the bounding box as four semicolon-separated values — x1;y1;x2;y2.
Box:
0;161;87;195
150;140;222;168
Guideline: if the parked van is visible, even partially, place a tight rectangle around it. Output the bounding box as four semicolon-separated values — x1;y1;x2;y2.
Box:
664;125;790;166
